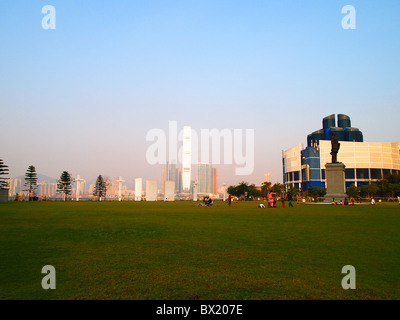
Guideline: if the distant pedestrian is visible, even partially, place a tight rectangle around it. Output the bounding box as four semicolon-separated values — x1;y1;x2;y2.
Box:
281;196;285;208
287;193;294;207
228;194;232;207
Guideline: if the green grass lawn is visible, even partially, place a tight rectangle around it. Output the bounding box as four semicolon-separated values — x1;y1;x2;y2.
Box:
0;200;399;300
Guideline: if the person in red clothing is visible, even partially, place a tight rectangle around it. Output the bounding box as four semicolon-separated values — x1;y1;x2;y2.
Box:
227;194;232;207
281;196;285;208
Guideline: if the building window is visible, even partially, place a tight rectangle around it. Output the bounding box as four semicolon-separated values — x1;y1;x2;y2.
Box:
345;169;355;179
370;169;381;180
294;171;300;181
383;169;391;177
321;169;325;180
356;168;369;180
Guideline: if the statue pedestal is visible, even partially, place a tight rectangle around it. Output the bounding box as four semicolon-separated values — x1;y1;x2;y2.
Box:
324;163;347;203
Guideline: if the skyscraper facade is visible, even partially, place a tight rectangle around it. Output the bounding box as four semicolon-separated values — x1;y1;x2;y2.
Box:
146;180;158;201
161;162;179;194
212;167;218;195
197;163;212;195
176;168;182;194
134;178;142;201
182;126;192;192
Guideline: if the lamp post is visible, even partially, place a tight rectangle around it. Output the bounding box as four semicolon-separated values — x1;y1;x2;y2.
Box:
192;181;198;202
116;176;125;201
75;174;84;201
223;182;227;201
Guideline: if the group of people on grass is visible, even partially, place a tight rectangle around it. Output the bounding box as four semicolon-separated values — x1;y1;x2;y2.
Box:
204;192;295;208
332;198;354;206
267;191;294;208
228;192;294;208
204;193;400;208
197;196;214;207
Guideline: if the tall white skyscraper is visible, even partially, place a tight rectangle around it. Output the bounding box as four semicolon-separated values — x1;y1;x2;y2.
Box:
182;126;192;192
134;178;142;201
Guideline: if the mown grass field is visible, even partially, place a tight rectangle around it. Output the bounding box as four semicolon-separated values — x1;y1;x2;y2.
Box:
0;200;399;300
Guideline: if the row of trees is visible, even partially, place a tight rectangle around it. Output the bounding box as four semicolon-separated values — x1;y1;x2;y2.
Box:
346;173;400;199
0;159;108;201
227;173;400;201
227;181;299;200
55;173;112;201
3;158;400;201
1;159;41;200
306;186;327;198
0;162;42;201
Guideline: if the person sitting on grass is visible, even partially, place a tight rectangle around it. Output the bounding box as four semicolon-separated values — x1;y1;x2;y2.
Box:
203;196;213;206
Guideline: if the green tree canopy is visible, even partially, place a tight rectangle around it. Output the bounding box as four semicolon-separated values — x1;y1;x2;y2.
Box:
286;184;299;197
93;175;106;200
271;183;284;195
346;184;359;198
57;171;73;201
0;159;9;189
227;181;260;199
260;181;271;197
24;165;38;200
307;186;327;198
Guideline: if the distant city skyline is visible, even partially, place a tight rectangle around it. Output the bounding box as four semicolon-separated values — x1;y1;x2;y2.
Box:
1;1;400;187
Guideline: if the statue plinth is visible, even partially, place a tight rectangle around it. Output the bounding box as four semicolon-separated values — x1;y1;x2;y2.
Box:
324;162;347;203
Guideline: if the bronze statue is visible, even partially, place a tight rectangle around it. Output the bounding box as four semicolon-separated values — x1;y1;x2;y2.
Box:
330;132;340;163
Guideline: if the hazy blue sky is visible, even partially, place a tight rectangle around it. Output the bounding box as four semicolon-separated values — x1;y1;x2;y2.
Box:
1;0;399;187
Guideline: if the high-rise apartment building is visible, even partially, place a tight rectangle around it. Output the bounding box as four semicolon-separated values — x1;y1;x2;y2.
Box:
182;126;192;192
212;167;218;195
161;162;178;194
134;178;142;201
197;163;212;195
